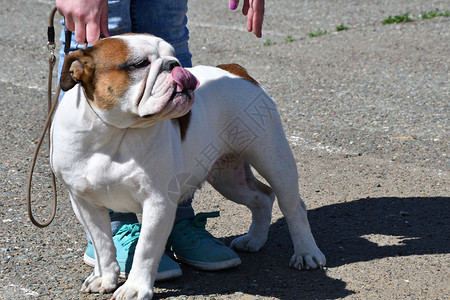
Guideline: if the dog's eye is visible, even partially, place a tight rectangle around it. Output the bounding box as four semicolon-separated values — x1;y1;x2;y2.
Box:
133;59;150;69
120;59;150;71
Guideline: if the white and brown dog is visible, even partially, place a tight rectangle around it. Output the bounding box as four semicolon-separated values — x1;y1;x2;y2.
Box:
50;34;325;299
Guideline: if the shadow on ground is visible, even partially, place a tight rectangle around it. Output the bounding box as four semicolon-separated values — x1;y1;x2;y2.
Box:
154;197;449;299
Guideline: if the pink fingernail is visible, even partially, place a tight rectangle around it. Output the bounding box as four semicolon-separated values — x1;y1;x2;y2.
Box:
230;1;237;10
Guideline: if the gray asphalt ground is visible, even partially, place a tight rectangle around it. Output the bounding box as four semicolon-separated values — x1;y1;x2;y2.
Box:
1;0;449;299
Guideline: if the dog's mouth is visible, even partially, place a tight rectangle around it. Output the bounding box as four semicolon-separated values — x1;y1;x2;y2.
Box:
172;67;199;93
142;89;193;119
170;84;195;101
138;67;199;119
169;66;199;107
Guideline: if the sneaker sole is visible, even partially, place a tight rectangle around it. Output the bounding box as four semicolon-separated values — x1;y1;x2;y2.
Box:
83;253;182;281
173;255;241;271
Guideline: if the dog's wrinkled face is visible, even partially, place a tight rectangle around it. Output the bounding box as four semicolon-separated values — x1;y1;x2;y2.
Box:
60;34;199;128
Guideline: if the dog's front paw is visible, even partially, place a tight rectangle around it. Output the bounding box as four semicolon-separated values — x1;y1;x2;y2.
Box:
111;282;153;300
289;246;326;270
230;233;267;252
81;273;118;293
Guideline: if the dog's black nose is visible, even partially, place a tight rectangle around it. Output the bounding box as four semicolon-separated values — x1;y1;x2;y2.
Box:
162;60;181;72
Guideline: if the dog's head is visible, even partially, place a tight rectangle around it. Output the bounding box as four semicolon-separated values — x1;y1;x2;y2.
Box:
60;34;199;128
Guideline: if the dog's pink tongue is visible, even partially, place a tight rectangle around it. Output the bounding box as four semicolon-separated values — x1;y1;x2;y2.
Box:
172;67;200;92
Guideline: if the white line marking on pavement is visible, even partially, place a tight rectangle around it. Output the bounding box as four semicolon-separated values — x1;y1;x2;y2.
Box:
5;284;39;297
289;135;357;155
188;21;289;37
0;78;46;92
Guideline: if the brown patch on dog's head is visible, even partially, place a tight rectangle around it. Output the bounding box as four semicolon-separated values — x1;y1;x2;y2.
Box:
217;63;259;86
60;38;131;109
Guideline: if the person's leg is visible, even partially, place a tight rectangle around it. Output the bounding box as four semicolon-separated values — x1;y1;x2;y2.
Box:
174;198;195;223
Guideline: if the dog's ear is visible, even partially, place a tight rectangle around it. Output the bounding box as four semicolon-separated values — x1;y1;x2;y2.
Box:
60;50;94;92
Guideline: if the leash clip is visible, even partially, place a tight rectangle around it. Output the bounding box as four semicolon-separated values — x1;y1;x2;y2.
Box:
47;42;56;63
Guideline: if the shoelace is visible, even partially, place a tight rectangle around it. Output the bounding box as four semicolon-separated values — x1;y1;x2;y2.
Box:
180;212;220;241
114;223;141;250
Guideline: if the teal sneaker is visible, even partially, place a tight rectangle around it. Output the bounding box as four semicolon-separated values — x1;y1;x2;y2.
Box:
166;212;241;271
83;223;182;281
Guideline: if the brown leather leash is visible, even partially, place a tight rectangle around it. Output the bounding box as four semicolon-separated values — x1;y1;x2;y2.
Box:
26;7;67;228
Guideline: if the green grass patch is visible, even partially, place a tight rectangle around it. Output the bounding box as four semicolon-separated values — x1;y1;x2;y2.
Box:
381;12;412;24
336;24;349;31
285;35;295;43
307;29;328;38
419;9;450;19
263;39;275;46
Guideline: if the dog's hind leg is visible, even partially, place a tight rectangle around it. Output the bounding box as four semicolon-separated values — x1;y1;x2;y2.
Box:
210;155;275;252
69;195;119;293
243;137;326;270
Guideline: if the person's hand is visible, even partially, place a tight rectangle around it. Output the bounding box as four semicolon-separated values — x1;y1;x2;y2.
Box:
229;0;265;38
56;0;110;44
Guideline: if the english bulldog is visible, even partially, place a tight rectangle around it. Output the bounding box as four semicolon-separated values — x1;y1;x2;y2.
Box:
50;34;326;299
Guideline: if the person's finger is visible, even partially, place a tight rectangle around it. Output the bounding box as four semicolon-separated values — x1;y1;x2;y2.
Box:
229;0;239;10
74;20;87;44
252;15;263;38
86;22;101;44
242;0;250;16
246;7;254;32
100;8;110;38
63;15;75;32
251;0;264;37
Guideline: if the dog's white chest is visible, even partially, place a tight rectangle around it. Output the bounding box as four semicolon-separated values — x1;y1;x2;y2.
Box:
51;88;185;212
